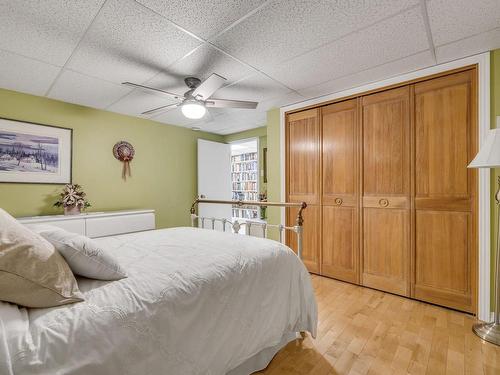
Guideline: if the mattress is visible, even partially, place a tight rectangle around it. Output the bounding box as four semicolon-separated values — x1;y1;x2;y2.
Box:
0;227;317;375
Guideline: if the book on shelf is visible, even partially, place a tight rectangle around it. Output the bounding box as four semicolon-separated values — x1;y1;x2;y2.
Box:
232;208;259;219
231;161;257;172
231;153;257;162
231;151;258;218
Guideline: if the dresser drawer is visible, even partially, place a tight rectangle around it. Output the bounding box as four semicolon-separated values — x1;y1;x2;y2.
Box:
85;213;155;238
24;219;86;235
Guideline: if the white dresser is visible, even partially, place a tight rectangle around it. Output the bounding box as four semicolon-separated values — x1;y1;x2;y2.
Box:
18;209;155;238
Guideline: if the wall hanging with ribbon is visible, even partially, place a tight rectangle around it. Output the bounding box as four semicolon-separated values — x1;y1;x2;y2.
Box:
113;141;135;181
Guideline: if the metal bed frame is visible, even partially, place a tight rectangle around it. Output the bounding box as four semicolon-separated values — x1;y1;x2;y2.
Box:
190;199;307;259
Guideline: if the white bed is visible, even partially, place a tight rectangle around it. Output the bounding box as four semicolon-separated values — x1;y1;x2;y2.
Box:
0;227;317;375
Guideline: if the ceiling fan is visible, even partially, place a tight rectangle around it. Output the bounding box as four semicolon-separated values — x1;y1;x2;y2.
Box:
122;73;258;120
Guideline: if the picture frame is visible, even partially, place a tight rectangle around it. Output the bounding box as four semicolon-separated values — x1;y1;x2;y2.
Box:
0;117;72;184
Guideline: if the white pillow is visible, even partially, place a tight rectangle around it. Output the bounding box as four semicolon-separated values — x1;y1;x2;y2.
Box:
31;225;127;281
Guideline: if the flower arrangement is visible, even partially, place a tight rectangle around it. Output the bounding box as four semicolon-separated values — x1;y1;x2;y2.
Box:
54;184;91;214
259;191;267;219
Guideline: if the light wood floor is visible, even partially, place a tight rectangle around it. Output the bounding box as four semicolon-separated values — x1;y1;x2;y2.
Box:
256;275;500;375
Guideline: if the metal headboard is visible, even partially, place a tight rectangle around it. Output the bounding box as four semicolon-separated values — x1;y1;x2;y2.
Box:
190;199;307;259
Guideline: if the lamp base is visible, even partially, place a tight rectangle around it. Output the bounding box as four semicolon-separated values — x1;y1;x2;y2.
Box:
473;322;500;346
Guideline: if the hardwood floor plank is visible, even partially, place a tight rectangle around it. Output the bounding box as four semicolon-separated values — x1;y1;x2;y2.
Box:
256;276;500;375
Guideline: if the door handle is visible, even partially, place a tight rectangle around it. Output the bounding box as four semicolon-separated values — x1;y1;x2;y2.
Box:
379;198;389;207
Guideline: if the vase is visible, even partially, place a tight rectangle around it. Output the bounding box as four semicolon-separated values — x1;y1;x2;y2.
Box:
64;205;81;215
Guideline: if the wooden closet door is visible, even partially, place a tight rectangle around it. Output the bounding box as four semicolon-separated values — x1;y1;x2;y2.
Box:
413;70;477;313
361;86;411;296
321;99;359;283
286;109;320;273
287;205;320;273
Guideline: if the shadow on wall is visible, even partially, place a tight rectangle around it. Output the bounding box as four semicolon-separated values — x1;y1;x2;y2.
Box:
40;189;62;216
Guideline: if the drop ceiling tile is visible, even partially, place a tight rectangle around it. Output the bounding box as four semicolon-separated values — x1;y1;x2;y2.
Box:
265;7;428;90
0;51;61;96
192;120;226;134
107;90;179;117
141;74;188;98
167;44;256;85
0;0;105;66
136;0;268;39
67;0;202;84
435;27;500;64
257;91;305;112
427;0;500;46
48;70;132;109
192;107;268;134
299;51;434;98
196;114;248;134
237;111;267;127
216;123;264;135
215;73;290;103
213;0;418;70
142;43;256;97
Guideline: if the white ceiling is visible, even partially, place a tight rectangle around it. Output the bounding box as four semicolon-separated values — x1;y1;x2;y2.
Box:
0;0;499;135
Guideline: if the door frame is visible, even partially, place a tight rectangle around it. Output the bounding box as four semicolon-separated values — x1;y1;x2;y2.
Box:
280;52;491;322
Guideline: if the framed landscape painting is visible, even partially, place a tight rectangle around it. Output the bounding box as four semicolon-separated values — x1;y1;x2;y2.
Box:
0;118;72;184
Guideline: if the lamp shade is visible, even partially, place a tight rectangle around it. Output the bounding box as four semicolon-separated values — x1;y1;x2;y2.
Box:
468;119;500;169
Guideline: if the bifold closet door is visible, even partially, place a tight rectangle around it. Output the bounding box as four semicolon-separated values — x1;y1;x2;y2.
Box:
413;70;476;313
286;109;320;273
361;86;411;297
321;99;359;283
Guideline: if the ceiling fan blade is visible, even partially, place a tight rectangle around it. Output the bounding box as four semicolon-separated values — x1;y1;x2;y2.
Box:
122;82;183;100
141;103;179;116
205;98;258;109
192;73;227;100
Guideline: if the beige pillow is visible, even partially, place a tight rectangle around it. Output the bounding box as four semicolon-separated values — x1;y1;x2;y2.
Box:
0;208;84;308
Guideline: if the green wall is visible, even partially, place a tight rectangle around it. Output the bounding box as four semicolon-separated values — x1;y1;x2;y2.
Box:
0;88;223;229
223;126;267;194
492;50;500;309
265;108;281;239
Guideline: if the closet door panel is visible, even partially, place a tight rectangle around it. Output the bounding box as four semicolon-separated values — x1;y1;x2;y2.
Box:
414;211;472;310
322;99;358;205
322;206;358;283
362;208;409;295
286;109;320;204
362;87;410;196
415;71;471;200
321;99;359;282
413;70;476;312
361;86;410;297
287;205;320;274
286;108;321;274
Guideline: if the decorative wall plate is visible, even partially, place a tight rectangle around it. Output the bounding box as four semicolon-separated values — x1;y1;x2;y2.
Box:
113;141;135;180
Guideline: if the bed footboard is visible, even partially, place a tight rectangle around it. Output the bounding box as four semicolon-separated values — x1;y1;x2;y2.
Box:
189;199;307;259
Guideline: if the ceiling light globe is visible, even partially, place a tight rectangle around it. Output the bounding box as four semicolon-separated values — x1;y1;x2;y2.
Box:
181;101;206;119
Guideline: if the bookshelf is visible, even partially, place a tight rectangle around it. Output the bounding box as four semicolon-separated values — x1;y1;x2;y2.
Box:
231;151;258;219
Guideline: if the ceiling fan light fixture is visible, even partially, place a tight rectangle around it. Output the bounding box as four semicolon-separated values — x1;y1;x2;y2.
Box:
181;100;206;119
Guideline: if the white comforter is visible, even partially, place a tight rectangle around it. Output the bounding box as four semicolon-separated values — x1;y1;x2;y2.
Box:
0;227;317;375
